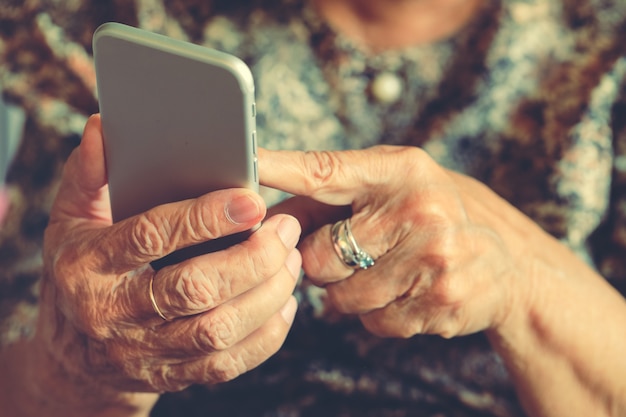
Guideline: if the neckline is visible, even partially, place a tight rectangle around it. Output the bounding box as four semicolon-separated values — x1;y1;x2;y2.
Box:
302;0;498;61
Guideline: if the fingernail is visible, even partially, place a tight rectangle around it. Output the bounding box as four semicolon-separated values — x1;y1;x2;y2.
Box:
280;296;298;325
277;216;301;248
225;195;261;224
285;249;302;280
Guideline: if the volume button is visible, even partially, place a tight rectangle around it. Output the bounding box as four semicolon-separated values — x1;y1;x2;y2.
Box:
252;130;257;155
253;157;258;183
251;102;257;118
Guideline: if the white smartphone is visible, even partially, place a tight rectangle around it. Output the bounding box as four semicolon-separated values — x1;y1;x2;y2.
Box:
93;22;258;269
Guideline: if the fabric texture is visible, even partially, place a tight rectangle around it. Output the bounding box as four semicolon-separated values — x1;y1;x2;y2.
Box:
1;0;626;416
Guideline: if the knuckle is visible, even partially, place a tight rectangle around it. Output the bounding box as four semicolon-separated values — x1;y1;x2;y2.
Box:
187;199;221;241
244;239;282;280
400;146;435;175
149;367;189;392
394;323;421;339
418;225;459;270
302;150;340;192
172;263;219;311
108;346;189;392
195;311;239;352
414;202;454;232
432;273;465;307
205;353;245;383
420;237;466;307
422;311;463;339
438;324;461;339
130;214;168;258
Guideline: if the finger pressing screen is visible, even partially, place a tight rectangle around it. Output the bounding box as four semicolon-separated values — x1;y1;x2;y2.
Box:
258;146;418;205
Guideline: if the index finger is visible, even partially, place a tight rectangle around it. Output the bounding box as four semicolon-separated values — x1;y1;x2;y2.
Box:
258;146;410;205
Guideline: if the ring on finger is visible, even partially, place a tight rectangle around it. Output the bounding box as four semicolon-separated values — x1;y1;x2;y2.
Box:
149;275;171;321
331;218;375;270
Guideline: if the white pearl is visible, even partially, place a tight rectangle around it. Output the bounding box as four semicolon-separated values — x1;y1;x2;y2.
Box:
370;72;403;104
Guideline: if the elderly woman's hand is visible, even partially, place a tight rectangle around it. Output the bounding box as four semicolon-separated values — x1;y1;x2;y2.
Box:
260;145;626;417
23;115;300;415
259;145;534;338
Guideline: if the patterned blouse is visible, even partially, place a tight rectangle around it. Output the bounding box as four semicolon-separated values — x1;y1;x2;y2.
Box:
1;0;625;416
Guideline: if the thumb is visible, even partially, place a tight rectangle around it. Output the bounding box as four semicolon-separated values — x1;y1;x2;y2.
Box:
50;114;112;224
77;114;108;192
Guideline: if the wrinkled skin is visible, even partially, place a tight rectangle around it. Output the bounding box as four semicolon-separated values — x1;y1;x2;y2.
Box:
261;146;521;339
39;115;301;398
259;146;626;417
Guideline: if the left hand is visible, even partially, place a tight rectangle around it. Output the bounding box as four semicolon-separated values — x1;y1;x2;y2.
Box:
260;145;533;339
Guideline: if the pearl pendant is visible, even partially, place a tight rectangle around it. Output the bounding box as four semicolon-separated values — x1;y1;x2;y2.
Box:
370;72;403;104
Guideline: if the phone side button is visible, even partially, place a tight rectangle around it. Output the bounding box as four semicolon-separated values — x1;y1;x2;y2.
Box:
252;131;257;154
253;157;258;183
251;102;256;118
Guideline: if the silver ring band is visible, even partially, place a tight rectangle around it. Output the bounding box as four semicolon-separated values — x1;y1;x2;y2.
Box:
331;218;375;270
149;275;170;321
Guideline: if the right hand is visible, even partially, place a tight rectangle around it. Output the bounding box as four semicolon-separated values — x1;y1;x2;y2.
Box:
40;115;301;396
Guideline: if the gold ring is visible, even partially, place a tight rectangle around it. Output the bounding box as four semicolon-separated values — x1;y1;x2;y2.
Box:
149;275;170;321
